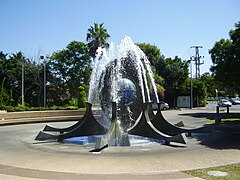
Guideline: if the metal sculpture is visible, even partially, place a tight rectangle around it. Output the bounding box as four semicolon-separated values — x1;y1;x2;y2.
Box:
35;36;210;151
35;102;106;142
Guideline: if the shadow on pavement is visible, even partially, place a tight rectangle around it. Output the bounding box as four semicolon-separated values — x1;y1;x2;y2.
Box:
191;121;240;150
179;112;240;120
193;131;240;150
179;112;216;120
177;112;240;150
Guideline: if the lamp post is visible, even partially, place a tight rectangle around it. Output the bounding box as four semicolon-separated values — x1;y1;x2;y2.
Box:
40;55;46;107
190;60;193;109
215;89;218;100
21;60;24;106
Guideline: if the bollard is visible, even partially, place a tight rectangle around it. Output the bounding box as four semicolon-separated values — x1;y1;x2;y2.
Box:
215;106;221;124
216;106;219;114
227;105;230;114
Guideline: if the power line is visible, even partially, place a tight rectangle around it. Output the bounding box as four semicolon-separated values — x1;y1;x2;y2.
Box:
181;47;191;60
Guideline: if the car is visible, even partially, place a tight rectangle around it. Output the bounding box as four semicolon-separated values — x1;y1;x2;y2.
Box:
229;98;240;105
152;101;169;110
218;99;232;107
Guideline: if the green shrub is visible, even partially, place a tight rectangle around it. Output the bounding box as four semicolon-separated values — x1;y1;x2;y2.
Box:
78;86;86;108
0;104;79;112
69;98;78;107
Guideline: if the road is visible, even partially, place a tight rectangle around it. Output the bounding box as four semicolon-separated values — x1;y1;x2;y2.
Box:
206;101;240;112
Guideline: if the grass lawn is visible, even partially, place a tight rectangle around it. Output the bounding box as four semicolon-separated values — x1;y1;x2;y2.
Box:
184;163;240;179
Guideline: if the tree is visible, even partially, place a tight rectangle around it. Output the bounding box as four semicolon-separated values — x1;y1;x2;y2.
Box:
209;22;240;94
24;60;45;107
137;43;165;99
0;51;8;80
0;51;47;107
178;77;207;107
49;41;91;105
136;43;163;68
199;72;217;98
157;56;189;107
0;78;12;106
192;79;207;107
86;23;110;59
0;52;25;106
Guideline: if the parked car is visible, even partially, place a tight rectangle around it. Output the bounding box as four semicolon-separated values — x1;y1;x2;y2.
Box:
218;99;232;107
152;101;169;110
229;98;240;105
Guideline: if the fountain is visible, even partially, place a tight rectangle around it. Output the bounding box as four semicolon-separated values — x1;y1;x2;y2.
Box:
35;36;208;150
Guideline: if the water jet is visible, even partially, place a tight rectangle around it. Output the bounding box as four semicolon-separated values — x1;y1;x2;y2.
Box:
36;36;208;151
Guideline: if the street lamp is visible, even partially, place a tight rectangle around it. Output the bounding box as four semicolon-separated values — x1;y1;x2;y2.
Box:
21;59;24;106
40;55;46;107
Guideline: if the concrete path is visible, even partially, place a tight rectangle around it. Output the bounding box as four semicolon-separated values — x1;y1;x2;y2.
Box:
0;108;239;179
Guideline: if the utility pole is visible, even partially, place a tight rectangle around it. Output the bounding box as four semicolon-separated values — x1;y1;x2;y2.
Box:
190;46;204;107
190;61;193;109
190;46;204;79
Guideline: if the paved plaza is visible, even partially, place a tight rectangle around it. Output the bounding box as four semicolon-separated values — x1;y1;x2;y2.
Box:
0;106;240;179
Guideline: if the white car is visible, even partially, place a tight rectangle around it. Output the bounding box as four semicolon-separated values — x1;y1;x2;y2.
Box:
229;98;240;105
218;99;232;107
152;102;169;110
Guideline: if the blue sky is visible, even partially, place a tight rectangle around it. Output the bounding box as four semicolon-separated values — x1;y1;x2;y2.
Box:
1;0;239;74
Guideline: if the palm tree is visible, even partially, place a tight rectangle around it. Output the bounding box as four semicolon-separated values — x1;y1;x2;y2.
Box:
86;23;110;59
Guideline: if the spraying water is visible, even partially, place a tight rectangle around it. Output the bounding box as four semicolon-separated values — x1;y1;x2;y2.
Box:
87;36;159;129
